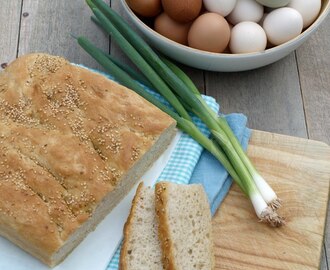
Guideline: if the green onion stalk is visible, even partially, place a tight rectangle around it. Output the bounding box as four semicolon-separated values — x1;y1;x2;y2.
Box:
79;0;284;226
160;56;281;210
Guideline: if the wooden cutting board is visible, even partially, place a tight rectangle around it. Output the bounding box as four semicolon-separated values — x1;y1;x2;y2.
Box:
213;130;330;270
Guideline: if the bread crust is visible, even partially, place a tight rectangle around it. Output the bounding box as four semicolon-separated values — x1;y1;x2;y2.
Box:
155;182;176;270
0;53;176;266
119;182;144;270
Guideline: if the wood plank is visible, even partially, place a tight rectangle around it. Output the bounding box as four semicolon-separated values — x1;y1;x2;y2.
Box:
205;54;308;138
178;64;206;94
213;130;330;270
18;0;110;70
295;15;330;269
110;0;206;94
0;0;22;68
296;16;330;145
320;247;328;270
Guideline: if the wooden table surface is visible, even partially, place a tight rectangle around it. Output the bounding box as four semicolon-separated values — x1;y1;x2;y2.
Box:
1;0;329;269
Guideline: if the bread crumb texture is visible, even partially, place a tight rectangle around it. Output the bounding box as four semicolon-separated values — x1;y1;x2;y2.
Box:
0;54;174;257
156;182;215;270
120;183;163;270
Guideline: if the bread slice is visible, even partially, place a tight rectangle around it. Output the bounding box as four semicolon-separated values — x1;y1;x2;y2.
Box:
0;53;176;266
155;182;215;270
120;183;162;270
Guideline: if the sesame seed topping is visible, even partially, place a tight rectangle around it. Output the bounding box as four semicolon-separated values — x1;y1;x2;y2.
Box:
0;53;165;239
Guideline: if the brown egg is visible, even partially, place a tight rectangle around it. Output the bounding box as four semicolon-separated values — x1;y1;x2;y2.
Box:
161;0;202;23
154;12;191;45
127;0;162;17
188;13;231;53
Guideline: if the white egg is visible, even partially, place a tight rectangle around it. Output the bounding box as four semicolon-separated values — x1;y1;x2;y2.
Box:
288;0;321;28
203;0;237;16
255;0;290;8
226;0;264;25
229;22;267;53
263;7;303;46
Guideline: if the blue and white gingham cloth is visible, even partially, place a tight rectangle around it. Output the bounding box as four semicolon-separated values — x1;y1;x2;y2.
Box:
77;65;250;270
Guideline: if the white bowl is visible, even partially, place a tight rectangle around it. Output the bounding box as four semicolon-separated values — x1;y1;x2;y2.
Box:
119;0;330;72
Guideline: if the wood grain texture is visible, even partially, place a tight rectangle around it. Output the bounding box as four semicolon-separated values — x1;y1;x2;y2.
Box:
18;0;110;70
213;130;330;270
205;54;308;138
0;0;22;68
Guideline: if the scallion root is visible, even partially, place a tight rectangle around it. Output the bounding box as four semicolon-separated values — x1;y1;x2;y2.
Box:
259;207;285;227
269;198;282;210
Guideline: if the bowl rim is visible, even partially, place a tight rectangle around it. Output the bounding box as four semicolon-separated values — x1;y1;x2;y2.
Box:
120;0;330;59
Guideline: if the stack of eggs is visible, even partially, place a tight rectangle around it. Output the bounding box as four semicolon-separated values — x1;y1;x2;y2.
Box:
126;0;322;54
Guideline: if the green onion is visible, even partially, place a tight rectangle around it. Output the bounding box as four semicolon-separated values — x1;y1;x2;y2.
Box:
212;131;283;227
161;55;281;209
80;0;284;226
103;54;153;88
217;117;281;209
89;15;153;88
159;56;281;215
158;64;282;219
160;56;200;96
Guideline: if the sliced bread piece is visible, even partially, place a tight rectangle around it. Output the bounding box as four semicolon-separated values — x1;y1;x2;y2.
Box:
155;182;215;270
120;182;163;270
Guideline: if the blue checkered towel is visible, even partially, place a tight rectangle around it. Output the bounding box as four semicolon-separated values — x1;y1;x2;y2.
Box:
77;65;250;270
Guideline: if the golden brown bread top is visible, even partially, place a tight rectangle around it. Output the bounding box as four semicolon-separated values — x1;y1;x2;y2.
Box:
0;53;175;256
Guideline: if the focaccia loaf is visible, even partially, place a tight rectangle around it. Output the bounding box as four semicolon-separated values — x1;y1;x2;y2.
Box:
0;53;176;267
